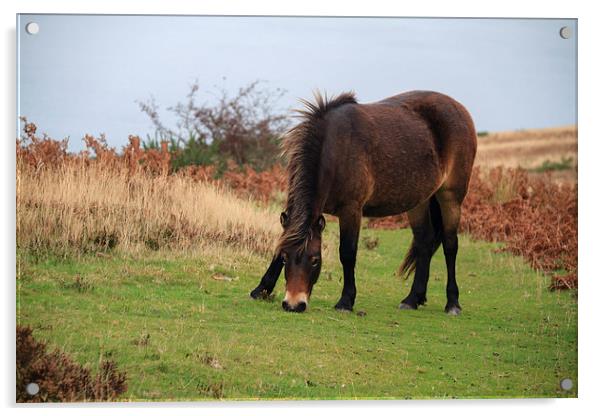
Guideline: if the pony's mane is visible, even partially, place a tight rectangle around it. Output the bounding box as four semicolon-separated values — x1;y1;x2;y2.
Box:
277;91;358;252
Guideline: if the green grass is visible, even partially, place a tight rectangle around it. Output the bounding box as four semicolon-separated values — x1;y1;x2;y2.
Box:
531;157;575;173
16;227;577;400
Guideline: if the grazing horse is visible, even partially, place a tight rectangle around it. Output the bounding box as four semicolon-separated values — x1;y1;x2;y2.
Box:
250;90;477;315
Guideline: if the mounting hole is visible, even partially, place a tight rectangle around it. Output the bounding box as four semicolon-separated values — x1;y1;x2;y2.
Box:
25;22;40;35
559;26;572;39
26;382;40;395
560;378;573;391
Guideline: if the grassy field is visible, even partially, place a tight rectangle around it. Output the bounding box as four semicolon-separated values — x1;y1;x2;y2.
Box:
17;225;577;400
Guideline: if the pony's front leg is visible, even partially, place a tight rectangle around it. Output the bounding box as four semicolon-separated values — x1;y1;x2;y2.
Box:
250;254;284;299
334;206;362;311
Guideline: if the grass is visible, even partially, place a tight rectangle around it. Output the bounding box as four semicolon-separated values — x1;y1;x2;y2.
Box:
17;163;281;257
16;225;577;401
531;157;574;173
475;125;577;180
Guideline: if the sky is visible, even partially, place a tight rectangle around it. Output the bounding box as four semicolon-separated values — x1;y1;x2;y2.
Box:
17;15;577;152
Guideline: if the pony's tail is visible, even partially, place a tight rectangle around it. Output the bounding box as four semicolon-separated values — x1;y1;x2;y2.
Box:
398;197;444;279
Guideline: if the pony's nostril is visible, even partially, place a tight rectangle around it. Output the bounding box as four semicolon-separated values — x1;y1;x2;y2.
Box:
282;300;306;313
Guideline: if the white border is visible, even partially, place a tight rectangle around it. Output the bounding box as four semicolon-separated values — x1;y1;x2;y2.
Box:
3;1;599;415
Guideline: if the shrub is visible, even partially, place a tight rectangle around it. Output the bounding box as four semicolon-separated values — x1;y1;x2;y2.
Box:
139;80;290;171
16;326;127;402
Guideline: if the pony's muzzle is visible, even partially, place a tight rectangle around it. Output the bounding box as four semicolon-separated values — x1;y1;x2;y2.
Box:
282;292;308;313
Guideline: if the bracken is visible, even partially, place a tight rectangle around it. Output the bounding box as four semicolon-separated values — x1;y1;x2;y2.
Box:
16;326;127;402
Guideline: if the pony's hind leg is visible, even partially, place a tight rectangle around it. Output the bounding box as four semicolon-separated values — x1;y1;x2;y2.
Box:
436;189;463;315
399;199;440;310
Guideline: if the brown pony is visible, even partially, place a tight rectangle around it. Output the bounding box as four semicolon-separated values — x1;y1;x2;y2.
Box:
250;90;477;315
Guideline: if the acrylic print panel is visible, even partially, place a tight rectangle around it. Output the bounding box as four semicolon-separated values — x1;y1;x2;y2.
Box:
16;14;577;402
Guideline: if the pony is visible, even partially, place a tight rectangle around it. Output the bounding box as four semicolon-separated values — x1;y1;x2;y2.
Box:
250;90;477;315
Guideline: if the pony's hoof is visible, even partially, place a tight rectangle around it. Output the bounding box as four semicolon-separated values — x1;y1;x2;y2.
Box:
445;304;462;316
334;300;353;312
249;287;262;299
398;302;417;310
250;286;272;300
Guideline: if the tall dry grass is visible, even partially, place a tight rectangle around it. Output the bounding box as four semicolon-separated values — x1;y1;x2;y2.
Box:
475;125;577;175
17;163;281;256
17;143;281;257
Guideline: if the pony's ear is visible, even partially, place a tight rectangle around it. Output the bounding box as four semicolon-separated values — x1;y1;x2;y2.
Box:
316;214;326;232
280;211;289;228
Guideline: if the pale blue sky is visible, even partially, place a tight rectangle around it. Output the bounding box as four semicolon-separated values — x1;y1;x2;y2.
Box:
17;15;577;151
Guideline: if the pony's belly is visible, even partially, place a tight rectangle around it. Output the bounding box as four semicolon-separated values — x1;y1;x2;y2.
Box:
362;204;411;218
362;182;436;217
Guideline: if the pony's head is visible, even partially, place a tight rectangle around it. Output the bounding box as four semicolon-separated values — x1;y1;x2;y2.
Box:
274;92;356;312
278;211;325;312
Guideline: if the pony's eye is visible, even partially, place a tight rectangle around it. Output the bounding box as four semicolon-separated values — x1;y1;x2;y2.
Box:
281;253;287;264
311;256;320;267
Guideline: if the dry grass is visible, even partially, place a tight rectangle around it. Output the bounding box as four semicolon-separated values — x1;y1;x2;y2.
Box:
17;162;281;257
475;125;577;182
